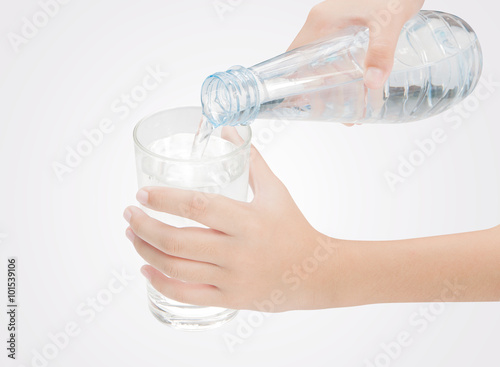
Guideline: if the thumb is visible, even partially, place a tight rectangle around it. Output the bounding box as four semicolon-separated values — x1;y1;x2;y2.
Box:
249;145;279;197
363;20;405;89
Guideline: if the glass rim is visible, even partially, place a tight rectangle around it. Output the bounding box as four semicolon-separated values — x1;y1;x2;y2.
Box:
133;106;252;164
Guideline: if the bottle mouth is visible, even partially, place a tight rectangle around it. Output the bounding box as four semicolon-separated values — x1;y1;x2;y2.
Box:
201;74;233;128
201;66;261;127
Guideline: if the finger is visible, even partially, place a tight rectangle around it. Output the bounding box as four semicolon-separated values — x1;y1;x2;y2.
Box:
286;2;347;52
286;19;313;52
364;18;406;89
141;265;228;308
287;20;343;52
287;28;316;52
249;145;279;197
221;126;245;146
135;186;246;235
124;206;233;264
128;228;224;285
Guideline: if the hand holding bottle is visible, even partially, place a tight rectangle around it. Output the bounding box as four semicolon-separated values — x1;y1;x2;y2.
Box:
288;0;425;89
203;8;481;127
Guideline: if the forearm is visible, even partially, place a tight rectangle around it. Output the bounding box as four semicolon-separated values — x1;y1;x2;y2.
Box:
332;225;500;307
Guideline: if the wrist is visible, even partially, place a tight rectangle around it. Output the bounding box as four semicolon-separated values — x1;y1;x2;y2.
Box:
299;232;348;309
329;238;392;308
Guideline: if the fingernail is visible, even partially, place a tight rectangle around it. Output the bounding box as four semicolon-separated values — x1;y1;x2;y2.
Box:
125;227;135;242
141;267;152;281
364;67;386;89
136;189;149;205
123;208;132;223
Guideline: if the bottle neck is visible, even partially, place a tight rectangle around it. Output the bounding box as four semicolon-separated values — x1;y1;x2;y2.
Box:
201;66;261;127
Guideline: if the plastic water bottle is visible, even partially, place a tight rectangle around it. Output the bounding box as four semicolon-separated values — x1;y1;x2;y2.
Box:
201;10;482;127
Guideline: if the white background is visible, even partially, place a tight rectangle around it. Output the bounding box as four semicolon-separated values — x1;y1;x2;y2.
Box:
0;0;499;366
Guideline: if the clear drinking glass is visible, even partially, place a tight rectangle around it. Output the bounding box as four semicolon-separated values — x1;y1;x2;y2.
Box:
133;106;251;331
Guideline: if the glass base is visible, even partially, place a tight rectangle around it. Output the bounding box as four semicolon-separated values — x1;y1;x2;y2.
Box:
148;299;238;331
147;283;238;331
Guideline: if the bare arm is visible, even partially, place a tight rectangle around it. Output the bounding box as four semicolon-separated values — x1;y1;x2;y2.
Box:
331;225;500;307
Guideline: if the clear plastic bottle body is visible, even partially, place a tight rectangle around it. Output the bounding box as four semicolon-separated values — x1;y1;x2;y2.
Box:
201;10;482;127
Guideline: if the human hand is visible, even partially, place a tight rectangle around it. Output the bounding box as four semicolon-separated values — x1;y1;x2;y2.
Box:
123;147;341;312
288;0;425;89
123;146;500;311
